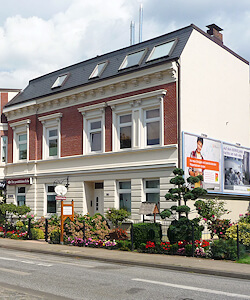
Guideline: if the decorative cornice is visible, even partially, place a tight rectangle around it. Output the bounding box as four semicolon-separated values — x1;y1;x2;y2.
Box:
9;119;31;129
78;102;106;114
38;112;63;123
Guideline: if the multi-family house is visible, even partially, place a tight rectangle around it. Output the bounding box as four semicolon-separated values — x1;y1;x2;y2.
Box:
2;24;250;221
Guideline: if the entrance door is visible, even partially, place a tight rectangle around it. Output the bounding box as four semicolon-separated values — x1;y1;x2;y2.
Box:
94;182;104;215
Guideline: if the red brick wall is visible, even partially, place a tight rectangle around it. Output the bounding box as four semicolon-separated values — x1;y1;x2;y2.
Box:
105;106;112;152
1;93;8;123
163;82;177;144
5;82;178;161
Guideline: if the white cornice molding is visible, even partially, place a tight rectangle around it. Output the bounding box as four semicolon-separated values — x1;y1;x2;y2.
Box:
78;102;106;114
106;89;167;107
38;112;63;123
9;119;31;129
3;61;175;121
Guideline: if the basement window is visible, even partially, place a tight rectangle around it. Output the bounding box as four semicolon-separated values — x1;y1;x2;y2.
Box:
119;49;146;70
89;61;108;79
147;40;176;61
51;74;68;89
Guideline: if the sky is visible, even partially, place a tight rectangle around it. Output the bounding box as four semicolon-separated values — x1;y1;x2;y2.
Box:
0;0;250;89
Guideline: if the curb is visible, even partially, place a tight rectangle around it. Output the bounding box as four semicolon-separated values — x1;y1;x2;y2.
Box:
1;243;249;281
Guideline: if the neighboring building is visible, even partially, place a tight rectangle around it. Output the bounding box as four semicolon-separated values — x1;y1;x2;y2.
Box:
2;24;250;221
0;89;20;187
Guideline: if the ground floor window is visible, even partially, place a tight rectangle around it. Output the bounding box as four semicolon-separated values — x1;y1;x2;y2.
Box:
16;187;26;206
144;179;160;209
118;181;131;212
47;185;56;213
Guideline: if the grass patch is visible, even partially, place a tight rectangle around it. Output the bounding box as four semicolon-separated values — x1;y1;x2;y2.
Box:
236;254;250;264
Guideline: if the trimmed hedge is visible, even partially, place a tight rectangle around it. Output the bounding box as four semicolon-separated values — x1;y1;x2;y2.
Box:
133;223;162;249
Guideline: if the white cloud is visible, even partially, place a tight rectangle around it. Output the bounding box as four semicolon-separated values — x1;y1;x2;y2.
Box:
0;0;249;89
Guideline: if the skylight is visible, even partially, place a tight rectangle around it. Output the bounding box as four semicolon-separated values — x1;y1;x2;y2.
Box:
147;40;176;61
51;74;68;89
119;49;146;70
89;61;108;79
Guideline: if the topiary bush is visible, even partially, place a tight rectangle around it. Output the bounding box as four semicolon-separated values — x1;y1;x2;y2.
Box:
30;228;44;240
133;223;162;249
167;217;204;244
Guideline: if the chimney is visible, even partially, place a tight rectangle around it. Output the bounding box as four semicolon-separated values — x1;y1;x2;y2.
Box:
206;24;223;45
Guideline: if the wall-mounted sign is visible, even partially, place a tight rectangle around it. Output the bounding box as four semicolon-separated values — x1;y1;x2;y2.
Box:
7;178;32;185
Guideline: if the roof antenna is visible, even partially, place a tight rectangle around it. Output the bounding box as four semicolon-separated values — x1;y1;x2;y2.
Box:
130;21;135;45
139;3;143;43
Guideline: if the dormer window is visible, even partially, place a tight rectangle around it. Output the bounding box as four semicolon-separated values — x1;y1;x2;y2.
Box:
119;49;146;70
147;40;176;61
89;61;108;79
51;74;68;89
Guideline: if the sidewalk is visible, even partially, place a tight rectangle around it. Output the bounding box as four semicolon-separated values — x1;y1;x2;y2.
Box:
0;238;249;280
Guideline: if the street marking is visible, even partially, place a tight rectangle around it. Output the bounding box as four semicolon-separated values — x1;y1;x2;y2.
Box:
132;278;250;299
0;267;30;276
0;257;53;267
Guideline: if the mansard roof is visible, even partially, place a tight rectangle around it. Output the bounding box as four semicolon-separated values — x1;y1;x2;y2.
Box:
5;23;248;108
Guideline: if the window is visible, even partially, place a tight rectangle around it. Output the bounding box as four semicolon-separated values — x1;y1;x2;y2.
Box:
89;119;102;152
119;49;146;70
47;185;56;214
147;40;176;61
18;133;27;160
1;136;7;163
47;128;58;157
38;113;62;159
89;61;107;78
16;187;26;206
51;74;68;88
118;181;131;212
119;114;132;149
145;108;160;146
144;179;160;209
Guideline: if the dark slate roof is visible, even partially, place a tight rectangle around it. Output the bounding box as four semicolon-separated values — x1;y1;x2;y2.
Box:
5;23;248;108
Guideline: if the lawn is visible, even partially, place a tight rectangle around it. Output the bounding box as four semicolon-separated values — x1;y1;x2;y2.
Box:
236;254;250;264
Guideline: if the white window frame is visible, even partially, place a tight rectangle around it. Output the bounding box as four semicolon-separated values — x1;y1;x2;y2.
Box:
118;181;131;212
38;113;62;160
51;73;69;89
118;113;132;150
78;103;105;155
16;186;26;206
10;119;30;163
89;61;108;79
107;89;166;151
144;179;160;210
144;108;161;147
88;118;103;153
1;136;8;163
45;184;57;216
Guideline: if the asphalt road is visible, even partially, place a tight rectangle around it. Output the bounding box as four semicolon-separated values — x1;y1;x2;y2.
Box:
0;248;249;300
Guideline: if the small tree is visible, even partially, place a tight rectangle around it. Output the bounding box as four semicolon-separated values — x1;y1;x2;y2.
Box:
160;168;207;219
105;208;130;228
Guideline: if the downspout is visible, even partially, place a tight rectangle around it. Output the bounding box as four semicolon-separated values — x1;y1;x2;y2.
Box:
175;59;181;169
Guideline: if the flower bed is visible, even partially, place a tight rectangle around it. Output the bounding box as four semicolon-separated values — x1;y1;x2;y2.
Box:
67;237;117;249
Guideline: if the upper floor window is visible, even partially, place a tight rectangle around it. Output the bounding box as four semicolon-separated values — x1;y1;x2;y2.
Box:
119;49;146;70
10;119;30;163
16;186;26;206
1;136;7;163
147;40;176;61
38;113;62;160
51;74;69;89
145;108;160;146
47;128;58;157
119;114;132;149
89;119;102;152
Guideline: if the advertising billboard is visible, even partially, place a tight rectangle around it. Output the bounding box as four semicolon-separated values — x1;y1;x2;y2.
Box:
183;133;221;192
183;132;250;195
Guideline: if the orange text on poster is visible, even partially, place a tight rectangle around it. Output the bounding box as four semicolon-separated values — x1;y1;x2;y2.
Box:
187;157;219;171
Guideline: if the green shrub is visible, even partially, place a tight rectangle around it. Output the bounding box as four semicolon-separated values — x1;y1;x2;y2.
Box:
133;223;162;249
117;240;132;251
210;239;245;260
106;208;130;227
226;222;250;248
167;217;203;244
50;229;60;244
31;228;44;240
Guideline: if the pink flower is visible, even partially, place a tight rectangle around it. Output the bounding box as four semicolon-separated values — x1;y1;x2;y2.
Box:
220;232;223;235
214;230;216;233
31;215;34;218
203;218;207;221
212;215;214;218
